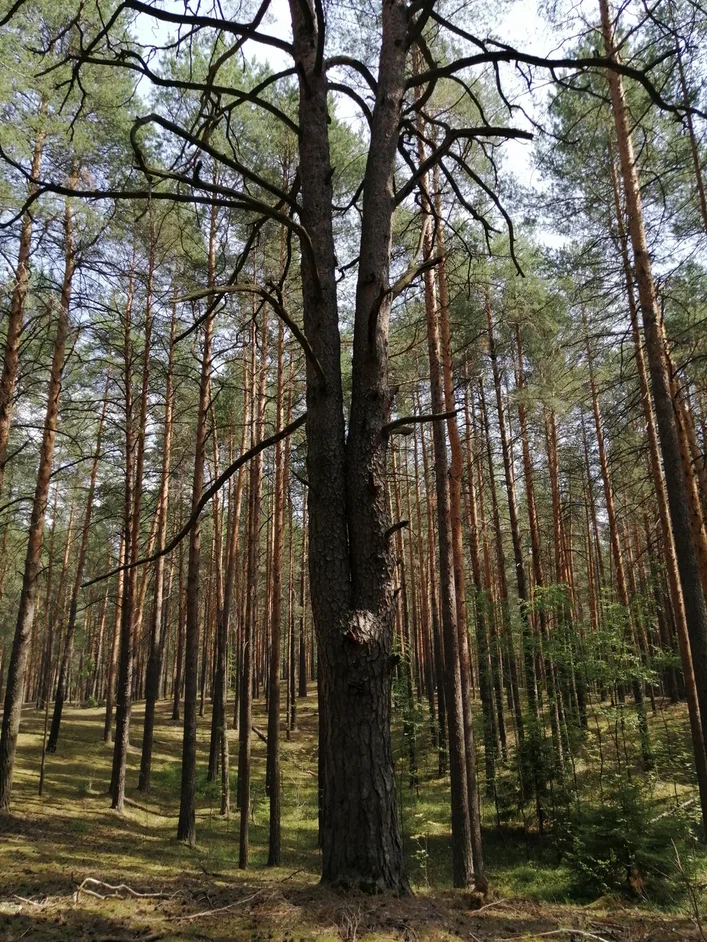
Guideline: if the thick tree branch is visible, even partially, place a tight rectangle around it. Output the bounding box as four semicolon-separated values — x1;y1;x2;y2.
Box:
382;409;459;436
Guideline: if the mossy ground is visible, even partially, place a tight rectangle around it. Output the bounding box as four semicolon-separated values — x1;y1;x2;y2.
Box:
0;689;704;941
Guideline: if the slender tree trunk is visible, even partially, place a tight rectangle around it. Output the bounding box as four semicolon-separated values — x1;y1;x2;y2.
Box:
0;105;47;498
0;186;74;810
267;319;287;866
486;306;543;825
239;314;266;867
463;374;499;792
47;383;108;752
110;273;137;812
104;534;126;742
584;310;653;767
298;498;308;698
177;305;212;843
138;304;176;791
421;191;475;885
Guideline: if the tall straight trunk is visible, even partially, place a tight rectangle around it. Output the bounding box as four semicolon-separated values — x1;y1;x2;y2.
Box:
37;486;60;710
419;415;447;769
515;328;564;769
207;404;226;779
477;379;523;755
583;310;653;767
267;319;286;866
138;303;176;791
463;374;499;790
410;426;434;718
433;174;483;882
421;197;475;885
38;496;70;708
172;517;186;721
89;580;110;703
217;360;249;816
110;273;137;811
47;383;109;751
544;408;587;729
287;483;297;731
104;534;126;742
402;438;423;702
0;186;74;810
239;314;266;868
607;145;707;822
486;306;543;823
177;306;212;843
0;105;47;498
600;0;707;774
297;497;308;698
390;441;418;786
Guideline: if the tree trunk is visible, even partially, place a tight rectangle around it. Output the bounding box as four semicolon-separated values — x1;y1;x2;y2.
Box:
583;308;653;767
177;304;212;843
138;302;176;791
0;187;74;810
47;383;108;752
0;105;47;498
267;318;287;866
600;0;707;778
420;198;475;885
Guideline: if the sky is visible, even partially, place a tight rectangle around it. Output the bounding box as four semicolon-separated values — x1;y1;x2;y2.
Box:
131;0;575;232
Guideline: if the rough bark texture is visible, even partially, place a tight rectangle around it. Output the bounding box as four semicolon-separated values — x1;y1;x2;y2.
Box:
600;0;707;769
287;0;410;893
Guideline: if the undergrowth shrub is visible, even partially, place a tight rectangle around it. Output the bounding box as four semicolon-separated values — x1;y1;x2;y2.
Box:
551;779;704;902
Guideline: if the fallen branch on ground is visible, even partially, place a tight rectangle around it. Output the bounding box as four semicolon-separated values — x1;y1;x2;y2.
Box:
74;878;174;903
175;888;266;921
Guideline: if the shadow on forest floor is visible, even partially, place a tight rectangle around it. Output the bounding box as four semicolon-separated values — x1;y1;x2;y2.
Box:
0;693;704;940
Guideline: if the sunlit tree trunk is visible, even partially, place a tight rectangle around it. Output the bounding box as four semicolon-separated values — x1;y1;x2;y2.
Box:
47;383;109;751
0;185;75;810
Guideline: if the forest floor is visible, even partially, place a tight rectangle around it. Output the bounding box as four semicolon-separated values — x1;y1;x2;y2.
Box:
1;690;705;942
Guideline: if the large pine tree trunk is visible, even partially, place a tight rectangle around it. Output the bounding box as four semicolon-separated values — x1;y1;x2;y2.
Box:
287;0;411;893
600;0;707;768
607;148;707;829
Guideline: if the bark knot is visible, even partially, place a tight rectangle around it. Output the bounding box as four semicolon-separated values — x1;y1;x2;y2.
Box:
344;610;378;645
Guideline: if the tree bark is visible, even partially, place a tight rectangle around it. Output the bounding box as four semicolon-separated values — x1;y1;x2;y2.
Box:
138;302;176;791
0;186;74;810
0;104;47;499
600;0;707;777
47;382;108;752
